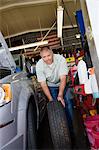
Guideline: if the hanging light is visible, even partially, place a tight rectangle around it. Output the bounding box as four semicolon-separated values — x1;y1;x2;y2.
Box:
57;5;64;38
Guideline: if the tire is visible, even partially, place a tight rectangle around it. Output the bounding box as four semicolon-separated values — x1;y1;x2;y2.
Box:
47;101;71;150
0;68;11;79
27;100;37;150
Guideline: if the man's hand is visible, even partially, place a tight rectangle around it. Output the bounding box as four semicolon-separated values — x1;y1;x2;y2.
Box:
57;95;65;107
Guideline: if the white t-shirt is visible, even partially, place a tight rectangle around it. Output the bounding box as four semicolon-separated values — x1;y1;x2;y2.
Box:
36;54;69;87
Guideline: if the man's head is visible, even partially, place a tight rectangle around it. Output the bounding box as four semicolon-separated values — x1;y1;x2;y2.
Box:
40;46;53;65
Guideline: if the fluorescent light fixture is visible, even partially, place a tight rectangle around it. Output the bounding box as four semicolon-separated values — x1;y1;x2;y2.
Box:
9;40;48;51
57;6;64;38
75;34;81;39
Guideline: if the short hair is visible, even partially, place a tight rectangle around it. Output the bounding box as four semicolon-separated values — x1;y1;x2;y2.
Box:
40;46;51;53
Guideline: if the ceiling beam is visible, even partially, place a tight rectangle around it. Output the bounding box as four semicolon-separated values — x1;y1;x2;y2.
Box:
4;24;77;39
0;0;73;11
0;0;56;10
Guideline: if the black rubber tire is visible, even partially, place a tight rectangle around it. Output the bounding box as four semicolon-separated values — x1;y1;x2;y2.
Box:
47;101;71;150
27;100;37;150
0;68;11;79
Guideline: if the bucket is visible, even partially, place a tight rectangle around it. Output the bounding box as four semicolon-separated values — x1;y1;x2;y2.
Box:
84;115;99;147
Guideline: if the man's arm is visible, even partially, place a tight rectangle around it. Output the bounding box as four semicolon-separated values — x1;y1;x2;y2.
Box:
57;55;69;106
40;81;53;101
36;61;52;101
58;75;66;98
57;75;66;106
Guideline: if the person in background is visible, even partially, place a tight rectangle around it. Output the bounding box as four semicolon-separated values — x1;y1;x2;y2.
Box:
36;46;74;126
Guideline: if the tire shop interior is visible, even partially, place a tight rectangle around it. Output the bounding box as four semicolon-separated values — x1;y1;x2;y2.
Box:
0;0;99;150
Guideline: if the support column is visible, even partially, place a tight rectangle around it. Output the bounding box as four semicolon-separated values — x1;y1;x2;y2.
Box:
80;0;99;87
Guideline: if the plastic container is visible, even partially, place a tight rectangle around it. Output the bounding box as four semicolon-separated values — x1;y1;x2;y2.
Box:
84;115;99;148
89;74;99;99
77;60;88;84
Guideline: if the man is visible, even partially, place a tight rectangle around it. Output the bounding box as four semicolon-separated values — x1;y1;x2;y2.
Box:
36;46;75;140
36;46;69;107
36;46;74;133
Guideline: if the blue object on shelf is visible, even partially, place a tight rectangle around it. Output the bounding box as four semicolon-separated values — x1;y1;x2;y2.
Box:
15;67;21;72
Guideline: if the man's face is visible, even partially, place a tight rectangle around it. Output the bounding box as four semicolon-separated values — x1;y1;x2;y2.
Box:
40;49;53;65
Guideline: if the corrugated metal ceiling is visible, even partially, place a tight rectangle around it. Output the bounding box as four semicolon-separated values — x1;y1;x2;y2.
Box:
0;0;81;38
